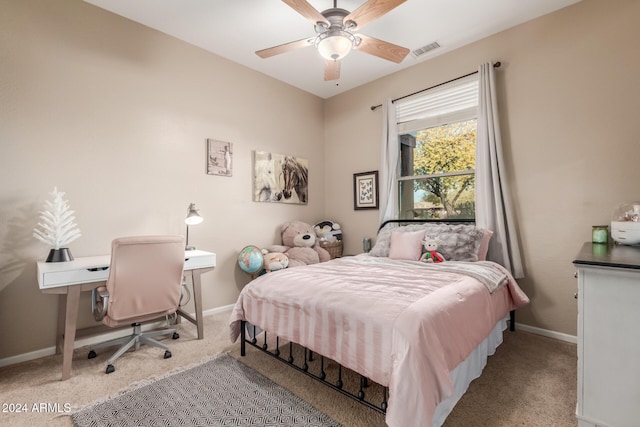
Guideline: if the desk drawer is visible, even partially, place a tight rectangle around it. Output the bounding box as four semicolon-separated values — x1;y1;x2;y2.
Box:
37;251;215;290
184;253;216;270
41;268;109;289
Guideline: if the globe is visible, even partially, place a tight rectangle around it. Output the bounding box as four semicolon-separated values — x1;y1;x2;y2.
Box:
238;245;264;274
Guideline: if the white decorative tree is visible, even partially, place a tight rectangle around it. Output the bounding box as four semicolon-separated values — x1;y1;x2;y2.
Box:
33;187;82;250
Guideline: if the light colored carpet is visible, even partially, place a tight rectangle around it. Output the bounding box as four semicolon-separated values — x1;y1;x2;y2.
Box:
0;310;577;426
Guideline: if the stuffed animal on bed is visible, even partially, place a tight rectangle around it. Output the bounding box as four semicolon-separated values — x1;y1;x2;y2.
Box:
261;249;289;272
420;237;446;263
267;220;331;268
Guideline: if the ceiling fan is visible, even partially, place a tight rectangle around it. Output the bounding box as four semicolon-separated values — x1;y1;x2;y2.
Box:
256;0;410;81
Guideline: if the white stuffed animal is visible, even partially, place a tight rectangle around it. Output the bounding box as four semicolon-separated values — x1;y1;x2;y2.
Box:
261;249;289;272
419;238;446;263
314;220;342;243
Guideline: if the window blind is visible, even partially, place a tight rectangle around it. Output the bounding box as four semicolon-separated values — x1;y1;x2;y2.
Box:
396;74;479;133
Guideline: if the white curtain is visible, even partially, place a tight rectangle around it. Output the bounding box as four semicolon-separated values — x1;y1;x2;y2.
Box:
476;63;524;278
379;99;399;224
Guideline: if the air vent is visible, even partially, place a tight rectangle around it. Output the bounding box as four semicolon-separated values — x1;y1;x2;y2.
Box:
411;42;441;58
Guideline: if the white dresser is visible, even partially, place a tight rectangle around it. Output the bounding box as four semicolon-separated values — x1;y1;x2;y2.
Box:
573;243;640;427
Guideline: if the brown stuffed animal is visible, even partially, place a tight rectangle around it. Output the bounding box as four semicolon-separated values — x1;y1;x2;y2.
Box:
268;220;331;268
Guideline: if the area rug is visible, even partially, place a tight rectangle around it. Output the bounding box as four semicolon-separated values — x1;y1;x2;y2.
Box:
71;353;342;427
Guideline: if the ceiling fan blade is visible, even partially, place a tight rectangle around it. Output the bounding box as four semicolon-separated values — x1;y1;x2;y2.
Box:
282;0;329;26
256;37;314;59
324;60;340;81
344;0;406;30
355;34;409;63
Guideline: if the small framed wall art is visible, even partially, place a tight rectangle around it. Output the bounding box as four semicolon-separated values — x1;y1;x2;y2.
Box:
353;170;379;210
206;139;232;177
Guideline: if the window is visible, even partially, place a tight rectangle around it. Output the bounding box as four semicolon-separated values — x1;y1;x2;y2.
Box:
395;75;479;220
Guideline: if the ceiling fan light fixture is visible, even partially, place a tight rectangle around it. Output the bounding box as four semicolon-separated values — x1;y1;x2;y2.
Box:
315;30;355;61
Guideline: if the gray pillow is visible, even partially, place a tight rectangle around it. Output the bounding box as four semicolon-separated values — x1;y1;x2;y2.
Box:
370;223;485;262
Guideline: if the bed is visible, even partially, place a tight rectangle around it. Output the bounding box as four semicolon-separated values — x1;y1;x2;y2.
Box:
229;220;529;426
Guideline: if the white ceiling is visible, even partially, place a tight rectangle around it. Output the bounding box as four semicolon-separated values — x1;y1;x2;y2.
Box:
84;0;581;99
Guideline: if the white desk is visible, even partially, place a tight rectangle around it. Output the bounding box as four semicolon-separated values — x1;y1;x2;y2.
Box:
37;250;216;380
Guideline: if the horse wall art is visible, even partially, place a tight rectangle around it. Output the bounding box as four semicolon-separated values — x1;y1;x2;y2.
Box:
252;151;309;204
281;156;308;203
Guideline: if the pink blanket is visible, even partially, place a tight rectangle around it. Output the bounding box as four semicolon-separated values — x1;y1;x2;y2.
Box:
229;255;529;426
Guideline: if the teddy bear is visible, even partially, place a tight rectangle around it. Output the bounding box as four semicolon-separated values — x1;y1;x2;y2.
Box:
268;220;331;268
419;237;446;263
261;249;289;272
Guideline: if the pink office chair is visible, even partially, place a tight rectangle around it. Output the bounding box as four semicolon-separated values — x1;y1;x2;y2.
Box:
88;235;185;374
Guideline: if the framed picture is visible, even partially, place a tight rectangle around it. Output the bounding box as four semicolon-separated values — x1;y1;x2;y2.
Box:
206;139;232;177
253;151;309;204
353;170;379;210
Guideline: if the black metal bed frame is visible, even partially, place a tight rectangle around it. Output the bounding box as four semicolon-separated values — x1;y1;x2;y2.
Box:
239;219;517;414
240;321;389;414
378;217;475;231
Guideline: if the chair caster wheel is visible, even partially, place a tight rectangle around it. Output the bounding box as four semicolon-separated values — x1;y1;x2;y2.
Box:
88;350;97;359
164;350;172;359
106;364;115;374
172;332;179;340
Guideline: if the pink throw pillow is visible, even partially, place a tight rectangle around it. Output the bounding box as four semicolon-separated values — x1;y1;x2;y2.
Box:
388;230;425;261
477;230;494;261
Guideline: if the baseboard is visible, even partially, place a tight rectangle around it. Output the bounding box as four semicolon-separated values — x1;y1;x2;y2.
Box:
202;303;234;317
515;323;577;344
0;304;235;368
1;307;572;368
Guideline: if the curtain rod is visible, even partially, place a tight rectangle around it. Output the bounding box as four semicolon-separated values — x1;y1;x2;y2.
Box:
370;61;501;111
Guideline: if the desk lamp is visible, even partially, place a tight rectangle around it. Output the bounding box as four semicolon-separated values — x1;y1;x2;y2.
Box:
184;203;203;251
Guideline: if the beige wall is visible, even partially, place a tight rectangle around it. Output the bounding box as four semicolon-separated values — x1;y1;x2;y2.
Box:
325;0;640;336
0;0;325;359
2;0;638;362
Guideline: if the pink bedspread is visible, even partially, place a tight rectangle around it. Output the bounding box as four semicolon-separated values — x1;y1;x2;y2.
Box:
229;255;529;426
